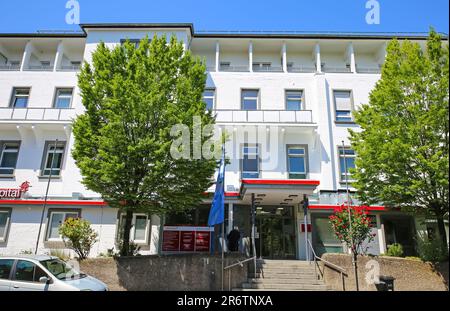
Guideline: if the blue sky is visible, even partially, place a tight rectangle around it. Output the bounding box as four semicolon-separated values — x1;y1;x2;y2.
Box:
0;0;448;34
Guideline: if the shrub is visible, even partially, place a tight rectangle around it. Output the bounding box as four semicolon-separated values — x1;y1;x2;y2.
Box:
416;234;449;263
59;217;98;260
386;243;404;257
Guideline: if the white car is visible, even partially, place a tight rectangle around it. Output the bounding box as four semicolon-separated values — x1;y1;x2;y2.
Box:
0;255;108;291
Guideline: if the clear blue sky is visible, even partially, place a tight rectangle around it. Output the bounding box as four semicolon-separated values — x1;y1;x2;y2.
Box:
0;0;448;34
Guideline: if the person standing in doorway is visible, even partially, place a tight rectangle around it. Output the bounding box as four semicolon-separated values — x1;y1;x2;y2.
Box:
227;226;241;252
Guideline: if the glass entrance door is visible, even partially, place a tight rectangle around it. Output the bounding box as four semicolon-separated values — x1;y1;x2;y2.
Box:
256;206;296;259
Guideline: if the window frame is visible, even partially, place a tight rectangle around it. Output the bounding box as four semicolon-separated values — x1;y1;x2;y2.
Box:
338;146;356;183
117;213;150;245
45;209;81;242
286;144;309;179
52;88;74;109
9;87;31;108
120;39;141;49
202;88;216;110
285;89;305;111
241;89;260;111
333;90;355;123
0;208;12;243
0;141;21;177
241;144;260;179
12;260;50;284
40;141;66;178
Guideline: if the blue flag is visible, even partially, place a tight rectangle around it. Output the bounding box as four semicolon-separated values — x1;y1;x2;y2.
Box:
208;146;225;226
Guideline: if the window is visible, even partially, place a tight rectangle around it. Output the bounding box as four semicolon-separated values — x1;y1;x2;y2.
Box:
338;147;356;182
118;213;149;244
14;260;47;283
41;61;51;68
53;88;73;109
287;146;307;179
0;259;14;280
0;53;6;64
219;62;231;69
253;62;271;71
120;39;141;48
242;145;259;179
41;141;66;177
334;90;353;122
0;142;20;176
241;90;259;110
202;89;215;110
285;90;304;111
46;211;80;240
0;209;11;243
10;88;30;108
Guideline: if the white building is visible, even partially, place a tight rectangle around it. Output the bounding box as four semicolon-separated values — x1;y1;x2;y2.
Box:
0;24;447;259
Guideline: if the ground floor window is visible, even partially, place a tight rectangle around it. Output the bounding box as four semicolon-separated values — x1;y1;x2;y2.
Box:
117;213;150;244
46;210;80;241
0;209;12;243
165;205;225;227
311;213;343;256
381;215;416;256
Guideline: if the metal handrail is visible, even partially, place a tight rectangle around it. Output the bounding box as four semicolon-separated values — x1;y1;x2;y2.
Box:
223;256;257;291
213;109;314;124
0;107;75;121
307;239;347;291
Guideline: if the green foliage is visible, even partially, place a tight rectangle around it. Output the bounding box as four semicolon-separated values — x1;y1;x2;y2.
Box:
329;205;375;255
349;30;449;247
386;243;404;257
73;35;219;255
59;218;98;260
416;233;449;262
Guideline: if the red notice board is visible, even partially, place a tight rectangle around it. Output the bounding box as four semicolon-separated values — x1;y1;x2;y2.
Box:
162;226;212;253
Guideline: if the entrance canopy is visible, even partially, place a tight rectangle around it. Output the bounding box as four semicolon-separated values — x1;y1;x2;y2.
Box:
239;179;320;205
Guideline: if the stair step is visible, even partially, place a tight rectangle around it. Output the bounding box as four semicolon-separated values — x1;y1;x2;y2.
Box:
248;278;322;284
232;288;332;292
241;283;330;290
248;273;319;279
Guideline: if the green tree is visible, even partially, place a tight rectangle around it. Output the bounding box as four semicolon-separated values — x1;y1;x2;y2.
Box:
350;30;449;251
59;217;98;260
72;35;218;256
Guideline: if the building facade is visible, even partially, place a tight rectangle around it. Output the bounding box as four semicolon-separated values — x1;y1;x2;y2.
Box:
0;24;447;259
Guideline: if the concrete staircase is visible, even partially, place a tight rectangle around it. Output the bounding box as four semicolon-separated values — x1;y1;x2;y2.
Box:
233;259;332;291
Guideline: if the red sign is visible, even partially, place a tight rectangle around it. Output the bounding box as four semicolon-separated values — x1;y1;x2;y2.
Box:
0;181;30;199
162;226;212;253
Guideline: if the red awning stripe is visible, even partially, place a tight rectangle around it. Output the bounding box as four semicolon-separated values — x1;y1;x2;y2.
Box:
0;200;107;206
241;179;320;186
309;204;386;211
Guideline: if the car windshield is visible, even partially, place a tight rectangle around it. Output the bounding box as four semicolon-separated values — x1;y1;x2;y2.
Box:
40;259;86;280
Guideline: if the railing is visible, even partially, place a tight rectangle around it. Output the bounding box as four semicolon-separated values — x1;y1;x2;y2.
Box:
214;109;314;124
252;66;283;72
26;65;53;71
219;65;249;72
287;66;316;73
58;65;81;71
307;239;347;291
223;256;257;291
356;67;381;74
322;66;352;73
0;107;76;122
0;64;20;71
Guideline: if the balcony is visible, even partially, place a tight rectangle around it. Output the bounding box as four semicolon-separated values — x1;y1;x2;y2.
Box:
252;65;283;73
287;65;316;73
0;63;21;71
322;66;351;73
219;64;249;72
214;109;313;124
26;64;53;72
0;108;76;122
356;66;381;74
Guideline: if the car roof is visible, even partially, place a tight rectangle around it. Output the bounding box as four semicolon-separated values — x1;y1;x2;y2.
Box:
0;254;58;261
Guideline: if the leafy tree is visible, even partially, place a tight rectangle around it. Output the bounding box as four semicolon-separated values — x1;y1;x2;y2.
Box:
350;30;449;251
59;217;98;260
72;35;218;255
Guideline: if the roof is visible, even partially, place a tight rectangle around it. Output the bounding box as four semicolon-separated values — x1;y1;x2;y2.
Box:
0;254;57;261
0;23;447;40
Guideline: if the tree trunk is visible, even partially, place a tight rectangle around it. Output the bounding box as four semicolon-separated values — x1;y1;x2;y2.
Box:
121;210;133;256
436;214;448;252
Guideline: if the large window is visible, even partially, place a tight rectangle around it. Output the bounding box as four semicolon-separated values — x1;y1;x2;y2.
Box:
14;260;48;283
242;145;259;179
0;141;20;176
285;90;304;111
165;205;211;226
10;88;30;108
41;141;66;177
0;209;11;243
118;213;150;244
202;89;215;110
334;90;353;122
241;90;259;110
287;146;307;179
120;39;141;48
338;147;356;182
46;210;80;241
53;88;73;109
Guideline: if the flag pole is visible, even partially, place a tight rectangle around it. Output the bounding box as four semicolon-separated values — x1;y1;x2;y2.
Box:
35;139;58;255
221;144;225;291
